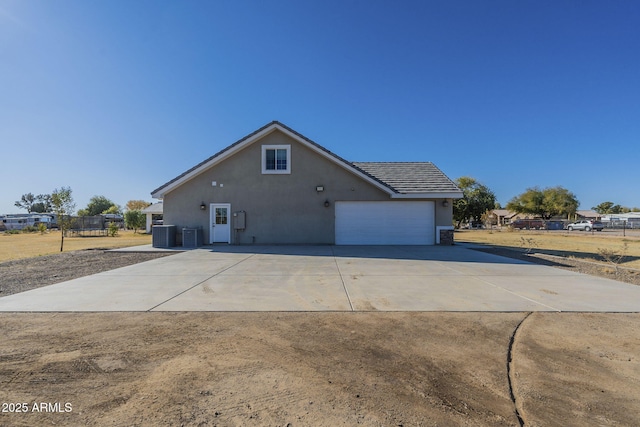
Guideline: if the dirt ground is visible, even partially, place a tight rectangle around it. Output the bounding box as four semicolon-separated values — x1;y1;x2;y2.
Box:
0;312;638;426
1;250;639;426
474;247;640;286
0;250;172;296
457;229;640;270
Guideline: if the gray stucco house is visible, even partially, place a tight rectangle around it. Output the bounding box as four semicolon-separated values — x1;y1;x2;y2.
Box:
151;121;462;245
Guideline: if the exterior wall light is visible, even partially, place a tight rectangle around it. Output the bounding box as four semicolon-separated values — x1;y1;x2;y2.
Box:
442;200;449;207
316;185;324;192
200;202;206;210
324;200;330;207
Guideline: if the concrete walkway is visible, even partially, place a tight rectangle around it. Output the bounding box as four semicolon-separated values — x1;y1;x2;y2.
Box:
1;245;639;312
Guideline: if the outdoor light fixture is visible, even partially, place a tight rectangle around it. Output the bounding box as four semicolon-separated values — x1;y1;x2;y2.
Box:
200;202;206;210
316;185;324;192
442;200;449;207
324;200;330;207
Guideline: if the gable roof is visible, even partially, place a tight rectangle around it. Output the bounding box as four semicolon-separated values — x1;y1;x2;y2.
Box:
491;209;517;218
576;210;601;218
151;121;462;199
141;201;163;214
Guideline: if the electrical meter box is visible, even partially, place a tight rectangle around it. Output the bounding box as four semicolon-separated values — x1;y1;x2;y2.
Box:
233;211;246;230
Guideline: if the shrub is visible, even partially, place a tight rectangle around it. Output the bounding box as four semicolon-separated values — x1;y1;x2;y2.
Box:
21;225;38;233
520;236;539;254
108;222;119;237
597;243;628;275
38;222;47;234
4;229;21;235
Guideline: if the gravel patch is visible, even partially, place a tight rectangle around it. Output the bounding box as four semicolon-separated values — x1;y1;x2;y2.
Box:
0;250;175;296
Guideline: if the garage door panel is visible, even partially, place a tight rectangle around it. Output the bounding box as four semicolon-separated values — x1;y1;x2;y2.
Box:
335;201;435;245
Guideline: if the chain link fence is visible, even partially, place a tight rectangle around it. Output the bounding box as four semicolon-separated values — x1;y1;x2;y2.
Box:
603;219;640;229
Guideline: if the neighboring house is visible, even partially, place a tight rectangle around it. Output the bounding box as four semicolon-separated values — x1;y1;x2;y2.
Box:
575;210;601;220
488;209;603;228
141;202;163;233
490;209;517;226
151;121;462;245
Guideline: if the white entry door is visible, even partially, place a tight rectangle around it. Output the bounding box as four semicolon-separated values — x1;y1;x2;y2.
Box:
210;204;231;243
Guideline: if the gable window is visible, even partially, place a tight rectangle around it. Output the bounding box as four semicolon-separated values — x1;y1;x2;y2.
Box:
261;144;291;174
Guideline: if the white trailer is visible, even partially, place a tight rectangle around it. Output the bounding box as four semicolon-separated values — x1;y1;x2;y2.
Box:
1;214;54;230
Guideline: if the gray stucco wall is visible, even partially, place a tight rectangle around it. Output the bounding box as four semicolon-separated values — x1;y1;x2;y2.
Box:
434;199;453;227
162;129;454;244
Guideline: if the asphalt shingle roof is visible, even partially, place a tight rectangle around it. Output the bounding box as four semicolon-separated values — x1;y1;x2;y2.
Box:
353;162;460;194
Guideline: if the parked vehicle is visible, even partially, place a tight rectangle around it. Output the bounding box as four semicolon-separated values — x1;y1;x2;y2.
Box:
546;220;565;230
566;220;604;231
461;221;483;229
510;219;545;230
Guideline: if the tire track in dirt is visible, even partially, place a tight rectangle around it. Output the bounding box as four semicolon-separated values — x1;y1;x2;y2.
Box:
507;312;532;427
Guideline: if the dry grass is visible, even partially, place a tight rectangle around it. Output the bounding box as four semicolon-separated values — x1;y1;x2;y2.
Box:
457;229;640;269
0;230;152;262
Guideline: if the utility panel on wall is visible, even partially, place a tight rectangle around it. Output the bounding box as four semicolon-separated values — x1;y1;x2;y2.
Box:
233;211;246;230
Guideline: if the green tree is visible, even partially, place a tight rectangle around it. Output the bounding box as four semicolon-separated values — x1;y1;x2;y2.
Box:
592;201;615;214
31;203;47;213
542;186;579;219
591;202;631;214
50;187;76;252
507;186;578;219
31;194;52;213
81;195;119;216
506;187;545;217
124;210;146;233
14;193;37;213
15;193;52;213
102;204;122;215
453;177;496;228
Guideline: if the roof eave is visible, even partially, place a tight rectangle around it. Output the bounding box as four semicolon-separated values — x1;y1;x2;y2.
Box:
391;192;464;199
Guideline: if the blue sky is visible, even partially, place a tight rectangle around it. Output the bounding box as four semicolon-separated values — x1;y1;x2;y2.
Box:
1;0;639;214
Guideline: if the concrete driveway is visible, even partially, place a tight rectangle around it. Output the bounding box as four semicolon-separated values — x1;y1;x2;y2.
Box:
1;245;639;312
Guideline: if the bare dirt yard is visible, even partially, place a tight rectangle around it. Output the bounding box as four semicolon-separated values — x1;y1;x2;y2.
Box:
1;232;639;426
0;250;172;296
457;229;640;286
1;312;639;426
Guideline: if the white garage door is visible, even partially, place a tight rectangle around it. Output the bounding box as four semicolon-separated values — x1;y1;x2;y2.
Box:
335;201;435;245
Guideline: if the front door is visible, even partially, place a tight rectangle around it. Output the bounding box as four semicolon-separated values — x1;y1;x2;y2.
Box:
210;204;231;243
